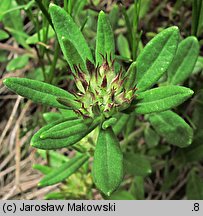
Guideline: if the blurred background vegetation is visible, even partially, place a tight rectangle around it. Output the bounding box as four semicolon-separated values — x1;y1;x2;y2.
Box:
0;0;203;200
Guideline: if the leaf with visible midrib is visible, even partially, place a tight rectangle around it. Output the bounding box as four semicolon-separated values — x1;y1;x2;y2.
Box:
136;26;179;92
39;154;89;186
95;11;115;65
135;86;194;114
149;110;193;147
167;36;199;85
49;3;93;71
31;118;100;150
3;77;75;109
92;127;123;196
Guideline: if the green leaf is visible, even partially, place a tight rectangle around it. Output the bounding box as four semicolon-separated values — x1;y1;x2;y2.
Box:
148;145;171;157
33;164;54;175
117;34;131;59
72;0;87;17
57;96;81;110
95;11;115;65
49;3;93;71
59;109;78;118
144;127;160;148
124;153;152;177
107;190;135;200
2;0;28;48
40;118;92;139
193;56;203;74
37;149;69;167
113;113;130;135
45;192;65;200
108;4;119;29
0;0;12;21
43;112;63;123
149;110;193;147
124;62;136;90
0;29;9;40
167;36;199;85
135;86;194;114
92;127;123;196
102;117;117;130
136;26;179;92
192;0;203;36
6;55;29;71
130;176;145;200
38;154;89;186
161;169;179;192
26;27;55;44
186;169;203;200
60;37;86;72
3;77;75;109
177;132;203;163
31;118;100;149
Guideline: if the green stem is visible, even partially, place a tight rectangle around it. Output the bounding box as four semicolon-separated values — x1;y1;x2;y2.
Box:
35;0;54;29
132;0;141;61
48;41;60;83
68;0;72;15
120;124;146;150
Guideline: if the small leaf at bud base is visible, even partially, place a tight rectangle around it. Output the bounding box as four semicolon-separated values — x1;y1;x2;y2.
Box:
102;117;117;129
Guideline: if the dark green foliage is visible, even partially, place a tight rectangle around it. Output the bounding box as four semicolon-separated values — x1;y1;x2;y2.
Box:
92;127;123;196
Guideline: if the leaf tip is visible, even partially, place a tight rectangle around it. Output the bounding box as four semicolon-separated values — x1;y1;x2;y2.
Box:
107;191;111;196
49;3;56;8
189;89;194;96
38;182;43;187
30;140;36;148
40;134;45;139
3;78;8;85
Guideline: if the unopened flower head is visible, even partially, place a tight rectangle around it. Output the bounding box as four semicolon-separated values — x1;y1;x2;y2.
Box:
72;56;137;118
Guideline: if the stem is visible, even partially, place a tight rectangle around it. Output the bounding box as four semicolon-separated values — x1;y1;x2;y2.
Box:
132;0;141;61
35;0;54;29
120;124;146;150
68;0;72;15
48;41;60;83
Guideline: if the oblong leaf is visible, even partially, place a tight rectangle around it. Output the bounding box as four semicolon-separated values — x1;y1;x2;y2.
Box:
49;3;93;71
144;127;160;148
43;112;63;123
31;118;100;149
124;153;151;177
38;154;89;186
26;27;55;44
95;11;115;65
40;118;93;139
186;169;203;200
124;62;136;90
33;164;54;175
92;127;123;196
113;113;130;135
149;110;193;147
6;55;29;71
135;86;194;114
61;37;87;72
136;26;179;92
37;149;69;167
167;36;199;85
117;34;131;59
3;77;75;109
0;29;9;40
